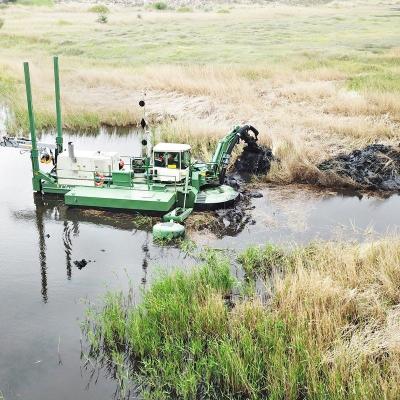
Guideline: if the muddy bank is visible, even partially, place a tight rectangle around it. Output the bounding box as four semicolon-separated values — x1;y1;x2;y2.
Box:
319;144;400;191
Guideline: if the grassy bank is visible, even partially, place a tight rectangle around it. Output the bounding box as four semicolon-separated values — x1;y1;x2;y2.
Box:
0;1;399;185
84;239;400;399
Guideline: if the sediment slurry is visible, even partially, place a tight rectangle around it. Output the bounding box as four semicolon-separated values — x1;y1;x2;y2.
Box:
319;144;400;191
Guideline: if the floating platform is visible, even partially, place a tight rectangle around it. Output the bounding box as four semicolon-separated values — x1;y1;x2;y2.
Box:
195;185;238;209
65;186;176;212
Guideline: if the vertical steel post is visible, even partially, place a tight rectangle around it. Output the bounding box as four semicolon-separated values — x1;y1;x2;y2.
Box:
24;62;41;191
53;56;63;156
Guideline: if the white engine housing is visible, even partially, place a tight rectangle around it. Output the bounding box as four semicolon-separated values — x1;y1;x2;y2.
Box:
57;150;120;187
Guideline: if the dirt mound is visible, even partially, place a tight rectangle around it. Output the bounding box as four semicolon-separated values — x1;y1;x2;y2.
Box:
234;145;273;177
319;144;400;191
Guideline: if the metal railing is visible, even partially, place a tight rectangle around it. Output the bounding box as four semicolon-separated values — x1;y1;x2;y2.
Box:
55;166;183;193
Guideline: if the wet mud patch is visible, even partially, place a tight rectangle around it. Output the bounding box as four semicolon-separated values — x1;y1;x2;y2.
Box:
214;142;273;236
192;144;273;237
189;175;263;238
319;144;400;191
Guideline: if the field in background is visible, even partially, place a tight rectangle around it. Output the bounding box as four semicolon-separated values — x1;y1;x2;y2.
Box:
0;0;399;185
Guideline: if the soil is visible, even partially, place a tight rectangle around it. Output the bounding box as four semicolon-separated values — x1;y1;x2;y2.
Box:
319;144;400;191
234;145;273;177
208;144;272;236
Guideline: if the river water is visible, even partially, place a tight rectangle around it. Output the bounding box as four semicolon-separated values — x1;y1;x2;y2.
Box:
1;128;400;399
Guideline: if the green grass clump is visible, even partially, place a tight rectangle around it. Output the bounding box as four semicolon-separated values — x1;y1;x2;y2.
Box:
16;0;53;6
238;243;287;278
0;18;4;30
88;4;109;14
131;214;154;230
177;6;192;13
57;19;71;26
152;1;167;10
348;72;400;93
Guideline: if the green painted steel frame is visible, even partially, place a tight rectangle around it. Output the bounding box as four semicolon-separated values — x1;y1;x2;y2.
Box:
65;186;177;212
53;56;63;155
23;62;41;192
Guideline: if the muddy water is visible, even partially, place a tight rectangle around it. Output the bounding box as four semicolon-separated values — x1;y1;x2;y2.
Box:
196;186;400;247
1;128;400;399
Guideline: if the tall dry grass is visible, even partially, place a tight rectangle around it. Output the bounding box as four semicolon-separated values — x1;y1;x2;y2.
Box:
240;238;400;399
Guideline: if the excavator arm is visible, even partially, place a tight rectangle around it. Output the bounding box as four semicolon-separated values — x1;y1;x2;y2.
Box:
210;125;260;184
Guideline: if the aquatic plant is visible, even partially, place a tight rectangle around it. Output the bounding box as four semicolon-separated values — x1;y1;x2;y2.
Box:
131;214;154;230
84;239;400;399
238;243;287;278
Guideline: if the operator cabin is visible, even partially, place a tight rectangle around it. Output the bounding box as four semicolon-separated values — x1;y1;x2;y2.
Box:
153;143;191;183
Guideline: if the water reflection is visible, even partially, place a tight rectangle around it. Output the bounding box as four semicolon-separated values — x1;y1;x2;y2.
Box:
63;220;73;280
34;194;49;303
25;194;155;303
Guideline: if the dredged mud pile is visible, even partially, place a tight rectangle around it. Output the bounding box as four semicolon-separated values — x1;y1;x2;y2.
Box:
319;144;400;191
234;145;273;177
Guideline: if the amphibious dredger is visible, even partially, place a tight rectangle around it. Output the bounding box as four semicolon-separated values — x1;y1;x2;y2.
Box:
1;57;261;238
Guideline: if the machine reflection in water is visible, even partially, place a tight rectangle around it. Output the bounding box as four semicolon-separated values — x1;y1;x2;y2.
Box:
28;193;152;303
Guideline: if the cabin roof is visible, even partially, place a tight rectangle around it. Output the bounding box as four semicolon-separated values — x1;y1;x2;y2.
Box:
153;143;191;152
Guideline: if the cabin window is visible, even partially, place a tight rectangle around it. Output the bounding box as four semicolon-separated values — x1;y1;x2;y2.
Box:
166;152;179;169
181;151;191;169
154;152;166;167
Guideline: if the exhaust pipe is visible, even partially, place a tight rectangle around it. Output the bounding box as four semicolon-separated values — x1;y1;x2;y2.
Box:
68;141;76;162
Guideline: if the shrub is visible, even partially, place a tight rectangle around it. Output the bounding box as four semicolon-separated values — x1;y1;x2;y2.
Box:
88;4;109;14
177;6;192;12
0;18;4;30
153;1;167;10
96;14;108;24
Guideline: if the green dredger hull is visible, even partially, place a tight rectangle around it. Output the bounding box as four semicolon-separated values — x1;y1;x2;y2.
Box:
59;184;238;212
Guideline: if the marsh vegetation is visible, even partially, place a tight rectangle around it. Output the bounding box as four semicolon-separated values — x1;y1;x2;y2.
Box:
84;239;400;399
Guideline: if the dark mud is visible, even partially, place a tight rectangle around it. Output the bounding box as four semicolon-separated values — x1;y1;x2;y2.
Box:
73;259;90;269
208;144;272;236
234;145;273;177
319;144;400;191
209;175;263;237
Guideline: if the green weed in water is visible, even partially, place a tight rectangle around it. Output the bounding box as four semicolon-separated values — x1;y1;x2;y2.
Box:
238;243;287;278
